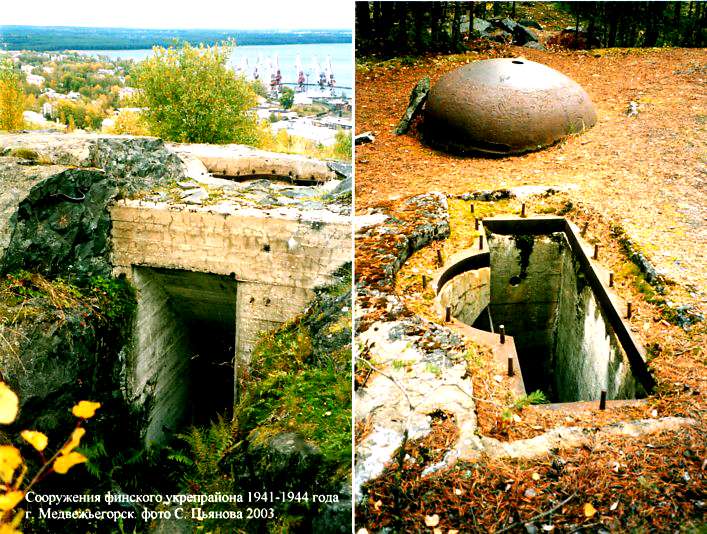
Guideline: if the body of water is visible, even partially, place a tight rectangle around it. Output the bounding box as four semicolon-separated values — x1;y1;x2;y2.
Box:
78;42;353;94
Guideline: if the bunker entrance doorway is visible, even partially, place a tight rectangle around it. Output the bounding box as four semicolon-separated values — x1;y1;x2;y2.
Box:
467;219;652;404
133;267;237;440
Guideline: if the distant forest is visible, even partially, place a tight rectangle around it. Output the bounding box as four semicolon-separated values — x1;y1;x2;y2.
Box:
0;26;352;51
356;1;706;57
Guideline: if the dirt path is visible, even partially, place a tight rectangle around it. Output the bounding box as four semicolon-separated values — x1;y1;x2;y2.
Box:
355;47;707;306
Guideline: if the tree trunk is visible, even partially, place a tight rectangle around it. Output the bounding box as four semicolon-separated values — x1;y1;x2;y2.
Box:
381;1;395;57
451;2;463;49
356;2;371;43
414;2;426;53
396;2;409;53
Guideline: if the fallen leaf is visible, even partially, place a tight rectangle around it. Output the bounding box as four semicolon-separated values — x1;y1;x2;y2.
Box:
71;401;101;419
531;472;541;481
0;490;24;512
425;514;440;527
0;382;19;425
21;430;48;452
454;488;463;496
610;501;619;511
54;451;87;474
374;499;382;510
584;503;597;517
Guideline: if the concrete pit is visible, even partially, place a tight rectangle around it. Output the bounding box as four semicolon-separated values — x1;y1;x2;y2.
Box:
435;217;654;403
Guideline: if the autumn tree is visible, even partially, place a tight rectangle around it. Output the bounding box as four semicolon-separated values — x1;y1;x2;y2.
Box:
0;60;25;131
132;42;260;145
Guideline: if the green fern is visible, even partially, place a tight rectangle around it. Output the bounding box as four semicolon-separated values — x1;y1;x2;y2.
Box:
513;390;550;411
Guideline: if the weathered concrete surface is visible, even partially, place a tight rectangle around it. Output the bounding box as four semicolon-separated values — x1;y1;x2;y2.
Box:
487;233;565;395
554;248;640;402
168;142;337;183
110;200;350;389
459;417;697;461
130;268;193;445
355;319;472;500
437;267;490;326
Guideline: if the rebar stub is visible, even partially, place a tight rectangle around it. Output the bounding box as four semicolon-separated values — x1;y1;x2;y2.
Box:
423;58;597;155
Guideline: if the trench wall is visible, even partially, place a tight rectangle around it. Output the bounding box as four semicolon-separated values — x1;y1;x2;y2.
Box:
485;231;639;401
553;250;640;401
487;233;566;393
130;268;192;445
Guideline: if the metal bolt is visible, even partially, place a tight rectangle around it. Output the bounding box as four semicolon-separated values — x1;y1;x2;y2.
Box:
437;249;443;266
609;272;614;287
474;217;479;230
599;389;607;410
470;203;475;214
508;356;514;377
499;324;505;344
422;275;427;289
479;234;484;250
627;302;632;319
445;306;451;322
581;222;589;236
593;244;599;260
521;203;526;217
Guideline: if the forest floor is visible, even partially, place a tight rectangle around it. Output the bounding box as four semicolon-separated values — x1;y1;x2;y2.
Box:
356;45;706;313
355;42;706;533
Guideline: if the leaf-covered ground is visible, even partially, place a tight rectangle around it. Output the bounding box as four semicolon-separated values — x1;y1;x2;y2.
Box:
356;45;707;315
355;42;706;533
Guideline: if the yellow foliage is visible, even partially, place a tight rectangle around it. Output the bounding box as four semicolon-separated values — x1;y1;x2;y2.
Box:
53;452;87;475
0;510;22;533
0;383;18;425
108;110;149;136
0;492;23;513
583;502;597;517
0;447;22;485
71;401;101;420
20;431;47;453
59;428;85;455
0;63;25;131
0;382;99;527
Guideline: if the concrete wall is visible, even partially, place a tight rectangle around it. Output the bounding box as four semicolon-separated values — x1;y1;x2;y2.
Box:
129;268;192;445
111;201;349;365
553;250;639;402
487;233;566;394
110;201;350;441
437;267;490;326
483;231;639;402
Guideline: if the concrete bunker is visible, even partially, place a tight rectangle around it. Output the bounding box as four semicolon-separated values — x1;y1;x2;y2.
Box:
435;216;654;403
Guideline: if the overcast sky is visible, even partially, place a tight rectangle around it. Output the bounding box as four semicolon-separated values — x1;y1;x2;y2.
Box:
1;0;352;30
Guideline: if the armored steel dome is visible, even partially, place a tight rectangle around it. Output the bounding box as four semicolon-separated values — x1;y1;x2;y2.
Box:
423;58;597;155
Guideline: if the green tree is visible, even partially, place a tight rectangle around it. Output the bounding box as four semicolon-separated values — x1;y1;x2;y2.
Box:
132;42;260;145
279;86;295;110
0;60;25;131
